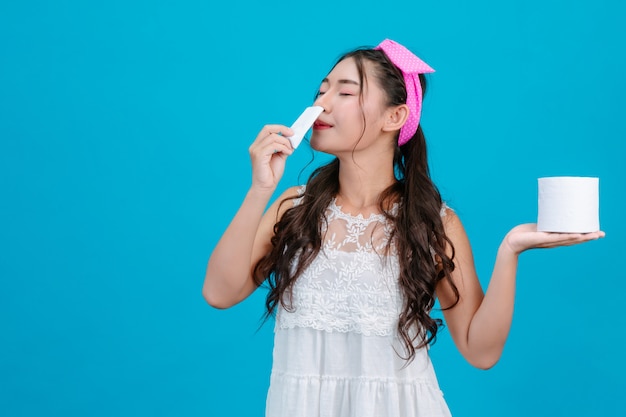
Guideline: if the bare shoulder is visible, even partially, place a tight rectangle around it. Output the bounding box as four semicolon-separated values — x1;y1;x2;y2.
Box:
251;185;304;277
272;185;304;217
279;185;305;207
442;206;463;232
441;207;474;253
260;185;304;228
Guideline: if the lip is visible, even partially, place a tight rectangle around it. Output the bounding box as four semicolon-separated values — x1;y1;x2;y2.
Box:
313;120;333;130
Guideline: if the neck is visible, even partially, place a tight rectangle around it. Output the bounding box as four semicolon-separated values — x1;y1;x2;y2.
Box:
335;148;396;210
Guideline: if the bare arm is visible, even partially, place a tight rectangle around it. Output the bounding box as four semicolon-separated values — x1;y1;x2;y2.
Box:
202;124;295;309
437;211;605;369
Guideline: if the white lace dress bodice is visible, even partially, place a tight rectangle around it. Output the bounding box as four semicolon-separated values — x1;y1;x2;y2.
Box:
266;190;452;417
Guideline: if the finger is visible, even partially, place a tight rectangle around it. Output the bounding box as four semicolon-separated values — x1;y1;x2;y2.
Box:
545;234;590;246
252;134;293;156
251;134;292;156
583;230;606;239
536;233;603;248
560;231;604;242
260;124;295;139
259;133;294;152
263;141;293;156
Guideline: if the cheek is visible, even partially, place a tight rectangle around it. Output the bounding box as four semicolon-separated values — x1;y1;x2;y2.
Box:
361;101;387;131
338;101;366;127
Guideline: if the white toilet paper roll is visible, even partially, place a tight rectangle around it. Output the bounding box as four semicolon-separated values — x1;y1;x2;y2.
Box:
537;177;600;233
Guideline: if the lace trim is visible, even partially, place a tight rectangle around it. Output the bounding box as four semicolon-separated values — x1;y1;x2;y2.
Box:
294;185;450;218
292;185;306;207
440;203;450;217
329;198;392;224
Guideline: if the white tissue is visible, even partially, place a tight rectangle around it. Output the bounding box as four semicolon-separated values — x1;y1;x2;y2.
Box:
537;177;600;233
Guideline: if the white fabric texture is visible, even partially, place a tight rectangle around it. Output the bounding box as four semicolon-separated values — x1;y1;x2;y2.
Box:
266;188;452;417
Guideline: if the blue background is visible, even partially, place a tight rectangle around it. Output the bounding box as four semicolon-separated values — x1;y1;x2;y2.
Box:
1;0;624;416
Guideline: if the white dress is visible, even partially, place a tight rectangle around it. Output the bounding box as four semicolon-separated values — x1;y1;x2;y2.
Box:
265;191;452;417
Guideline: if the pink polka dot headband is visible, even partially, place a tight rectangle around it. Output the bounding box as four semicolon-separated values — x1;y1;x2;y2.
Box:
375;39;435;146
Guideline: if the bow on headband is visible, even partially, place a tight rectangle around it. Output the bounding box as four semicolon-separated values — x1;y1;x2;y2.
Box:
375;39;435;145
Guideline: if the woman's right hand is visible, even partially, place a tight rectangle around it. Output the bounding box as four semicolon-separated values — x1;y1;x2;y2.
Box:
248;124;294;192
503;223;605;255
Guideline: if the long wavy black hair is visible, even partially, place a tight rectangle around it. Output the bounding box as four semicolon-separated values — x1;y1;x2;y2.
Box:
253;47;459;363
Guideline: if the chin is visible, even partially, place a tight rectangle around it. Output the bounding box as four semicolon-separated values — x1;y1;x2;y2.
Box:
309;136;325;152
310;141;337;156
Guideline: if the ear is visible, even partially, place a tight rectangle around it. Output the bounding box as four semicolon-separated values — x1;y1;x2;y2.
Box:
382;104;409;133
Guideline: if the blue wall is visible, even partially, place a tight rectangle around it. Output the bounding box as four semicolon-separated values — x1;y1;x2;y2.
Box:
1;1;624;416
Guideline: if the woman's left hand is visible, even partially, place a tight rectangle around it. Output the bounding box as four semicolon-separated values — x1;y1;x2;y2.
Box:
503;223;605;255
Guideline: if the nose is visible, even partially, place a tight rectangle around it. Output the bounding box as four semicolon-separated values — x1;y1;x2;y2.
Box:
313;94;330;113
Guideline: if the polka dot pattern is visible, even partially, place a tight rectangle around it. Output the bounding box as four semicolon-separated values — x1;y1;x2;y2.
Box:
375;39;435;146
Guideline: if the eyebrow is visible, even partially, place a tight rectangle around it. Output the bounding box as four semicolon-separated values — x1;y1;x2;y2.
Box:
320;78;360;86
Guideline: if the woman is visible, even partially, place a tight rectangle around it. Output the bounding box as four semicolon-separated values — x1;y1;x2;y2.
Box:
203;39;604;416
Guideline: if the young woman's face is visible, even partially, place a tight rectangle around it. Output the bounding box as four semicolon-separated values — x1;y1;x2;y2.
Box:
309;57;390;154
